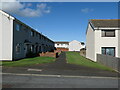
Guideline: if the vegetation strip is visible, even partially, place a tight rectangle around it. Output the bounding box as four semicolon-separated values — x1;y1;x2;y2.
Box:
1;57;55;67
66;52;114;71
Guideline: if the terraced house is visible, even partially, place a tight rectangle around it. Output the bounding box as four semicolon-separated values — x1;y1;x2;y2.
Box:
86;19;120;62
0;10;54;61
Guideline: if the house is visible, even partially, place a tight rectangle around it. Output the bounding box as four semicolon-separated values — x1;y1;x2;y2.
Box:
86;19;120;62
69;40;85;51
0;10;55;61
55;41;69;51
55;40;85;52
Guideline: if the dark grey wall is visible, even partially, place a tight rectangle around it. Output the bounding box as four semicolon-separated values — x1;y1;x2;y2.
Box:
13;19;54;60
97;54;120;72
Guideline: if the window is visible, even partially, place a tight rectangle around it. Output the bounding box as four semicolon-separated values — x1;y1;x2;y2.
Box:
57;44;59;45
81;42;85;45
16;44;21;54
102;30;115;37
16;23;20;31
36;32;38;37
31;31;34;37
39;34;41;39
101;47;115;57
31;45;34;52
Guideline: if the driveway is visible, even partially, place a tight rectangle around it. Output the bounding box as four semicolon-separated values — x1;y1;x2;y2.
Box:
2;52;118;77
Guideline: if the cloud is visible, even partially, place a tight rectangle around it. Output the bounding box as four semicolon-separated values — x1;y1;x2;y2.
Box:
81;8;93;13
1;0;51;17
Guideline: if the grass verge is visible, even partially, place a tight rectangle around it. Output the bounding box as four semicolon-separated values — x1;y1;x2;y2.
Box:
1;57;55;67
66;52;114;71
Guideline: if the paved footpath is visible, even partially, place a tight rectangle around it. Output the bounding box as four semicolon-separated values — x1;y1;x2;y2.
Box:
2;52;119;77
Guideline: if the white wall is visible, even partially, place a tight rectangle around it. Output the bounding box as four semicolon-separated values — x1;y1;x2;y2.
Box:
0;10;14;61
86;24;95;61
117;30;120;58
94;29;119;61
69;40;82;51
0;12;2;60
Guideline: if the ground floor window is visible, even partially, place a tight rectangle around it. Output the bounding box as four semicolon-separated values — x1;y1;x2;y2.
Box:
39;46;41;52
16;44;21;54
101;47;115;57
31;45;34;52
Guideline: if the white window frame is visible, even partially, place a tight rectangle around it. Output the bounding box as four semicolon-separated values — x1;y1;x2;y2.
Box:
16;44;21;54
16;23;20;31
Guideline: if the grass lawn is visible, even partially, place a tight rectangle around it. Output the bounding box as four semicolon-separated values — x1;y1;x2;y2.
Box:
66;52;114;71
1;57;55;67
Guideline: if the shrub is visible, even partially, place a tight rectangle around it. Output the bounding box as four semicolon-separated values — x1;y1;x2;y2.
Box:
26;51;39;58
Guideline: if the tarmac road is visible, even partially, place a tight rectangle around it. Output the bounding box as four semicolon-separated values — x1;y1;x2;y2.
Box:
2;73;119;88
2;52;118;77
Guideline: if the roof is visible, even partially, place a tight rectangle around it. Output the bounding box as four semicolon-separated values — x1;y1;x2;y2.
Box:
0;10;54;43
90;19;120;28
55;41;69;44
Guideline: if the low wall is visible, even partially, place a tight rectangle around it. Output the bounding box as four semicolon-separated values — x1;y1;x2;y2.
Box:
97;54;120;72
56;48;69;52
39;52;59;58
80;49;86;57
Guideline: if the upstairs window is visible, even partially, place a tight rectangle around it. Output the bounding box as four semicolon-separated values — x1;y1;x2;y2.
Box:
61;44;63;46
31;31;34;37
16;23;20;31
36;32;38;37
102;30;115;37
39;34;41;39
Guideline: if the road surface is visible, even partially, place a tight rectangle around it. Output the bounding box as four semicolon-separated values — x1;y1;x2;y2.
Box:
2;73;119;88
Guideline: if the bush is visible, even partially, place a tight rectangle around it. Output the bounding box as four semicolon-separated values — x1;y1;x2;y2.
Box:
26;51;39;58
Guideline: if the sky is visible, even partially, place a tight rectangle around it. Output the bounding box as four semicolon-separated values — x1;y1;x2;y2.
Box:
1;2;118;43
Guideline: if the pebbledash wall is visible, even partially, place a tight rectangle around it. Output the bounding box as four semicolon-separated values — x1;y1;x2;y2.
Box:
86;19;120;62
118;29;120;57
0;10;54;61
69;40;85;51
55;40;85;52
0;10;14;61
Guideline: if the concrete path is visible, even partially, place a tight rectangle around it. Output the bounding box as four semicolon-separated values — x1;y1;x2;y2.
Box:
2;52;118;77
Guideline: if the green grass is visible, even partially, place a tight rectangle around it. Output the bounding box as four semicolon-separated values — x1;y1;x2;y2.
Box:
66;52;114;71
1;57;55;67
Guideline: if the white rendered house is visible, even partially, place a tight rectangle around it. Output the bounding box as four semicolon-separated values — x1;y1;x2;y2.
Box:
69;40;85;51
0;10;54;61
86;19;120;62
55;41;69;51
55;40;85;51
55;41;69;49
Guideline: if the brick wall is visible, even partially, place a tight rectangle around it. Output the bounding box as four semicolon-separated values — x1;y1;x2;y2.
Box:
56;48;68;52
39;52;58;58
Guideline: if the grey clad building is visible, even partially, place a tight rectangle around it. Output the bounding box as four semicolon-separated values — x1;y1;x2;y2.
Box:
0;10;55;61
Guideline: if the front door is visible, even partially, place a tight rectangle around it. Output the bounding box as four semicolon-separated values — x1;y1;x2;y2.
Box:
24;44;29;57
36;46;38;53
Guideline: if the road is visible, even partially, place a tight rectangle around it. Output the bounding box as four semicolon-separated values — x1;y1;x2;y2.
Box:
2;52;118;77
2;73;119;88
